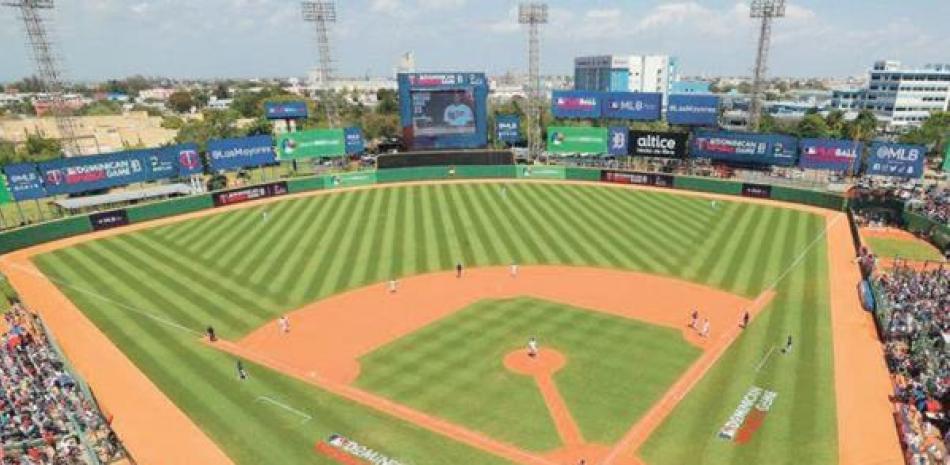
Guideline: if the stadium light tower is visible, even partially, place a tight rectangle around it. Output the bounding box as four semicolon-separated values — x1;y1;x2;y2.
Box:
519;2;548;159
748;0;786;131
4;0;82;155
302;1;339;128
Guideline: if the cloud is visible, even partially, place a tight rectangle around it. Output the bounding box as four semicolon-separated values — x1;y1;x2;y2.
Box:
417;0;466;9
370;0;402;14
585;8;621;20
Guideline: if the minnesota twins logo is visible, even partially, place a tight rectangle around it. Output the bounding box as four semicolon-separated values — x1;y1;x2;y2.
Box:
45;169;65;186
179;150;200;170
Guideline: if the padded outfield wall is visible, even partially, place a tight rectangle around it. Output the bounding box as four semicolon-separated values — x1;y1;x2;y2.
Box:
0;167;848;255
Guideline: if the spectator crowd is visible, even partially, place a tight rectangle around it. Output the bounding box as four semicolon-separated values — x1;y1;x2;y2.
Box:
875;266;949;464
1;302;126;465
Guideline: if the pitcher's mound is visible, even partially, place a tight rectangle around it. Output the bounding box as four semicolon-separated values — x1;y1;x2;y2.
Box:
503;348;566;377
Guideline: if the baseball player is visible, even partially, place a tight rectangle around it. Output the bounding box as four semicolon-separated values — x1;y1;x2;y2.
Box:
689;310;699;329
456;262;463;278
510;262;518;278
278;315;290;334
527;337;539;358
388;279;398;293
236;360;248;380
782;335;793;354
700;318;710;338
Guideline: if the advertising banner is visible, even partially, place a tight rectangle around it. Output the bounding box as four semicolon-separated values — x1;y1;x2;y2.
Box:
667;95;720;126
547;126;608;154
607;127;629;156
207;135;276;172
148;143;203;178
741;183;773;198
89;210;130;231
495;115;522;143
398;72;489;150
601;170;674;188
344;127;365;155
798;138;862;172
265;101;308;120
691;130;798;166
212;181;289;207
602;92;662;120
325;171;377;188
629;131;689;158
866;142;927;178
2;163;46;201
0;176;11;205
276;129;346;160
516;165;565;179
551;91;603;119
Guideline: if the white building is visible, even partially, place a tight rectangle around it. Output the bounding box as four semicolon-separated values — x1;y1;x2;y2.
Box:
574;54;679;102
862;60;950;130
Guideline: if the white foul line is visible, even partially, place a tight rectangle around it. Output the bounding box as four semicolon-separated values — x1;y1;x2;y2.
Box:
255;396;312;424
754;345;777;372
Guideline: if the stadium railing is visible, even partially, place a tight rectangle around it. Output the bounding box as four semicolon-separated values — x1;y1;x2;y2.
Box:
0;165;851;255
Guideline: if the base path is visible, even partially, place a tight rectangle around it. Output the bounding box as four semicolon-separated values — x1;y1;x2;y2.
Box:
239;266;753;384
829;218;905;465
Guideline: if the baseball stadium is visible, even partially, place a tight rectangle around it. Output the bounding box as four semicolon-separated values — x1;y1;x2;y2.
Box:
2;2;950;465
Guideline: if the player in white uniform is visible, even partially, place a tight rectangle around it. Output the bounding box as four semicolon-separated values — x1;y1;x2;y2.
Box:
278;315;290;334
510;262;518;277
527;337;539;358
388;279;398;293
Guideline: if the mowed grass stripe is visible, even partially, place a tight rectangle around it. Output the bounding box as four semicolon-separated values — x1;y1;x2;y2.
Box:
503;184;576;264
514;185;605;266
391;186;411;278
613;190;710;248
408;186;430;273
684;203;755;286
476;184;552;264
268;193;345;295
355;188;395;286
320;189;382;297
472;184;538;265
536;185;630;269
441;185;488;266
287;190;362;301
232;199;320;280
422;185;454;270
713;206;778;292
456;185;506;265
741;208;794;296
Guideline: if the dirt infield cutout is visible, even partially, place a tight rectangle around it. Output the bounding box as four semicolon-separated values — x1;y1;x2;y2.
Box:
213;265;773;465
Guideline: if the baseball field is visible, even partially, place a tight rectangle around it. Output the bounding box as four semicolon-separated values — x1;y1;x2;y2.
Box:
0;181;899;465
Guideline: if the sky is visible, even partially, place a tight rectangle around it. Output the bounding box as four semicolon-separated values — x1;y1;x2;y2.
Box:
0;0;947;82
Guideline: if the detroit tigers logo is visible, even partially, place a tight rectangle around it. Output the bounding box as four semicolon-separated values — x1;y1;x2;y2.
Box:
45;169;65;186
611;131;627;149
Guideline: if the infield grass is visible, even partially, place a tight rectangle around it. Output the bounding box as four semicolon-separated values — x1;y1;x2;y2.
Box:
33;182;836;465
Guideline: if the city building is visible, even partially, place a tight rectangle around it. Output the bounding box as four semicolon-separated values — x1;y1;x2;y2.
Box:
671;80;711;94
574;54;679;102
862;60;950;129
830;88;866;111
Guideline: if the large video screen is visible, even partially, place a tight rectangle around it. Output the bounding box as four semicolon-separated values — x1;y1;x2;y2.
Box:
398;72;489;150
411;89;477;137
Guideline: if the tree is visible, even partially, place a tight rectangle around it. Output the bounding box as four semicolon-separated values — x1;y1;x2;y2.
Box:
361;112;400;140
796;113;831;138
76;100;123;116
899;111;950;157
375;89;399;115
825;110;846;138
213;83;230;100
167;90;195;113
174;110;242;151
844;109;878;142
21;134;62;161
242;118;273;137
230;86;292;118
0;140;16;165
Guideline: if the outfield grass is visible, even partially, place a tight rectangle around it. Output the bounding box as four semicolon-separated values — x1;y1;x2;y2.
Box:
865;236;944;262
356;297;700;451
33;182;836;465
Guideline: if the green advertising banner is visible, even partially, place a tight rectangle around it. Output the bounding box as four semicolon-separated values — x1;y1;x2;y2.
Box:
516;165;566;179
276;129;346;160
943;143;950;173
0;175;12;205
325;171;377;188
546;126;608;155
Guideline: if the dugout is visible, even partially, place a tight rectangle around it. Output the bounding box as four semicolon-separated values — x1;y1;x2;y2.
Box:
376;150;514;169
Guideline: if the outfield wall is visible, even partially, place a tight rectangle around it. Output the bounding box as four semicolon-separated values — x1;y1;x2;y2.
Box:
0;166;849;255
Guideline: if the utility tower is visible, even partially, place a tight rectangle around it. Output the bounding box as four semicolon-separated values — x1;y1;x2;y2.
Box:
4;0;82;155
302;1;339;128
748;0;786;131
518;2;547;159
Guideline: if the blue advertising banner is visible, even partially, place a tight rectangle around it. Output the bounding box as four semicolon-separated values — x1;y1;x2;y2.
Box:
207;135;276;172
602;92;662;121
551;90;603;119
866;142;927;178
691;130;798;166
2;163;46;201
265;101;308;120
495;115;522;143
608;127;629;156
344;127;365;155
799;138;862;172
39;144;203;195
667;95;720;126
